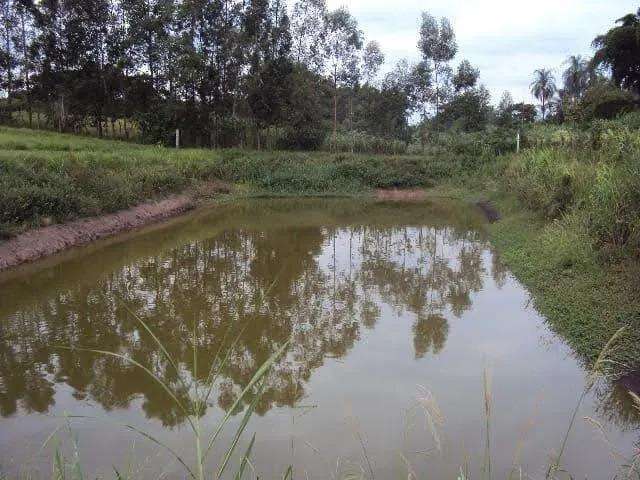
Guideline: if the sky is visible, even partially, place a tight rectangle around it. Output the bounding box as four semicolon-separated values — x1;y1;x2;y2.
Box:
325;0;639;105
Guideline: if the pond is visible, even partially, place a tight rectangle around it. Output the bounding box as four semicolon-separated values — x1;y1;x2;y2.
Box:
0;198;638;479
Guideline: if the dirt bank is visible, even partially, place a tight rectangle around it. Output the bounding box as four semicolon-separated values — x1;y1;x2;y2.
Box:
375;188;428;201
0;195;195;271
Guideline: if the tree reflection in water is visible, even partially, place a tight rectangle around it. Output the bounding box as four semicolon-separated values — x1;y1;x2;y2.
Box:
2;199;633;433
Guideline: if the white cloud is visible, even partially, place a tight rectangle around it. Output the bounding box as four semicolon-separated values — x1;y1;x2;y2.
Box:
325;0;638;104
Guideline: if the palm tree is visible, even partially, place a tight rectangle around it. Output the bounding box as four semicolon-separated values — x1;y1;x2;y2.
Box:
530;68;557;120
562;55;589;102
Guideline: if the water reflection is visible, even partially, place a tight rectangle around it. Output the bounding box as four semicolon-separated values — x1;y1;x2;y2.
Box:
0;200;492;426
0;199;637;437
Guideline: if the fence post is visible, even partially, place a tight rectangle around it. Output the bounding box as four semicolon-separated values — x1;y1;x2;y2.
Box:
516;131;520;153
175;128;180;149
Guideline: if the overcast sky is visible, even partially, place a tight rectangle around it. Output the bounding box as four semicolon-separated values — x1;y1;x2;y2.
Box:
325;0;638;105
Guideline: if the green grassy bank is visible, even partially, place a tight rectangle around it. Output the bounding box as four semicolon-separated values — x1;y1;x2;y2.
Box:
1;121;639;374
438;113;640;373
0;126;477;238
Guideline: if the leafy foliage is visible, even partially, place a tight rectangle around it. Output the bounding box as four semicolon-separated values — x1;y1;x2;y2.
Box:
592;8;640;95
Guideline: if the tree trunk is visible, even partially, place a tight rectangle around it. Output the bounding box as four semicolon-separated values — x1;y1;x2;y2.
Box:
434;65;439;117
349;95;354;154
59;96;65;132
333;89;337;152
20;9;32;129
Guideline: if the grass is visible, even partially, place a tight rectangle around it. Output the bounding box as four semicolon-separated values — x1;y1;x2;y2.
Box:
0;126;477;238
423;182;640;378
423;113;640;375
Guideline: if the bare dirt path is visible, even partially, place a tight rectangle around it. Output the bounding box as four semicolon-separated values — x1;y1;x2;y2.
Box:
0;195;194;271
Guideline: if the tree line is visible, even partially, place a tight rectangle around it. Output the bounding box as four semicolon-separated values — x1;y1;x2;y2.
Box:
0;2;637;150
0;0;498;149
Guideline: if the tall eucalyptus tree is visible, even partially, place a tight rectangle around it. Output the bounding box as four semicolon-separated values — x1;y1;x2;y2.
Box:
323;7;362;147
417;11;457;116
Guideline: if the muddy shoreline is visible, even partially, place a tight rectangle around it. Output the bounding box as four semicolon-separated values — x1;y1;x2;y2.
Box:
0;195;194;271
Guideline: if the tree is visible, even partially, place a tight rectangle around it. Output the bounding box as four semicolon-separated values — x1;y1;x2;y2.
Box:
512;102;537;124
362;40;383;85
562;55;589;102
282;64;329;149
417;12;457;116
495;92;536;127
436;85;491;132
579;79;636;120
2;0;417;148
14;0;35;126
290;0;326;73
246;0;295;141
496;91;514;126
383;59;421;115
410;60;432;118
530;68;556;120
453;59;479;92
592;8;640;95
323;7;362;148
0;0;17;113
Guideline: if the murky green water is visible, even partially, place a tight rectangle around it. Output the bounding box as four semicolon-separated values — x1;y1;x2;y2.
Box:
0;199;638;479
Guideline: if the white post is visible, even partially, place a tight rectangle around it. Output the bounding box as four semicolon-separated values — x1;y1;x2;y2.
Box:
516;131;520;154
175;128;180;149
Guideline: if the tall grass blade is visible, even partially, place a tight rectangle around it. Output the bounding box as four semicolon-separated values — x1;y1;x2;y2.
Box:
282;465;293;480
233;433;256;480
482;368;492;480
203;325;248;407
118;300;190;393
53;444;65;480
56;346;193;430
547;326;628;479
203;340;290;462
62;415;196;479
65;416;84;480
216;382;266;479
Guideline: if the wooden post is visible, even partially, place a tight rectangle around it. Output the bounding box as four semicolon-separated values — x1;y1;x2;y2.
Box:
175;128;180;149
516;131;521;153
